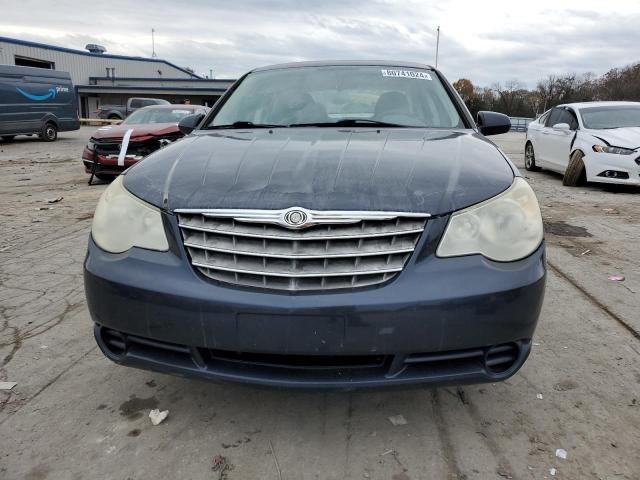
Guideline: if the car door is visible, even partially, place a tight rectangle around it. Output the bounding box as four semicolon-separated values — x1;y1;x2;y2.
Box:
527;110;549;157
534;108;559;167
541;108;577;172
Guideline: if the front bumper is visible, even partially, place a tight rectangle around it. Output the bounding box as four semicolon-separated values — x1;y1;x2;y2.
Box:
84;215;546;389
584;151;640;185
82;147;140;176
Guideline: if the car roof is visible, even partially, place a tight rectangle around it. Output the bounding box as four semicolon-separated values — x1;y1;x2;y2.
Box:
558;101;640;110
251;60;435;73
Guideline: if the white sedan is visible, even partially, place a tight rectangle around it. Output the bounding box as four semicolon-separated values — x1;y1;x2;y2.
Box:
525;101;640;186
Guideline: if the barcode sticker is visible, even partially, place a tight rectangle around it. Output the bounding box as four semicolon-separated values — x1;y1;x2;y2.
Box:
381;69;432;80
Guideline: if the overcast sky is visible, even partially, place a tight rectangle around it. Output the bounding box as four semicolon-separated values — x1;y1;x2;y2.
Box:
2;0;639;87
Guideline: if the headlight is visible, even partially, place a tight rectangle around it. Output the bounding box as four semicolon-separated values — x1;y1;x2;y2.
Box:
437;177;543;262
91;176;169;253
592;144;634;155
87;140;96;151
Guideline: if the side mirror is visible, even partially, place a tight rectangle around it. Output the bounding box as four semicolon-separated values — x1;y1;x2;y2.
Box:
552;123;570;131
477;111;511;136
178;113;205;135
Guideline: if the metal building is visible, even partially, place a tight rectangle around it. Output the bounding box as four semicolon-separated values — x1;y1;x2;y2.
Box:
0;36;235;117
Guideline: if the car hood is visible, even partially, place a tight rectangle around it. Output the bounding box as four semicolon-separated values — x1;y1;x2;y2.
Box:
123;128;515;216
91;123;179;141
585;127;640;149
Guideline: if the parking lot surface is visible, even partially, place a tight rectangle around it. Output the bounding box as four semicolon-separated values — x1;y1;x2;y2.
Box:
1;129;638;480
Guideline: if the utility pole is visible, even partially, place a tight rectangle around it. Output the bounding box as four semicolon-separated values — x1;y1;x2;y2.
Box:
151;28;157;58
435;26;440;68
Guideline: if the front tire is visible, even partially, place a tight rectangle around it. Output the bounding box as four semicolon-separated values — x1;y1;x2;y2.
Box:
524;142;540;171
39;122;58;142
95;174;116;182
563;150;586;186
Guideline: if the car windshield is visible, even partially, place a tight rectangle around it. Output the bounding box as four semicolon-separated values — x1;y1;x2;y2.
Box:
206;65;464;129
123;107;196;125
580;105;640;129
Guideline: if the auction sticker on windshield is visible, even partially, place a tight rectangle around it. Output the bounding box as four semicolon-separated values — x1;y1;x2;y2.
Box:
381;69;432;80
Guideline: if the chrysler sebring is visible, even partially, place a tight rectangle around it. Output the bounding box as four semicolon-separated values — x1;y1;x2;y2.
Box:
84;61;546;389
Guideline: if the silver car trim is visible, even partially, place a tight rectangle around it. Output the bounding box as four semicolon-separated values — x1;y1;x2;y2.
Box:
183;241;416;259
175;207;430;230
178;222;426;241
191;261;404;278
176;208;429;291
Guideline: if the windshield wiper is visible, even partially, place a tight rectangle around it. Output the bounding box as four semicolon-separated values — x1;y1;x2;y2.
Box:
289;119;409;128
209;121;288;129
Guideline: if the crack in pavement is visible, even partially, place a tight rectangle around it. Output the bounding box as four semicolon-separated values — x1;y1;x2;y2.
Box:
0;300;85;350
0;310;21;370
0;344;97;423
547;260;640;341
429;389;465;479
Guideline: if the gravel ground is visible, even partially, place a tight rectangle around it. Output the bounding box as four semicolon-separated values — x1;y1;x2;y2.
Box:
0;128;638;480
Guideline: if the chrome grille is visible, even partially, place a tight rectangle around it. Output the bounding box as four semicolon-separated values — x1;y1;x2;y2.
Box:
176;209;429;291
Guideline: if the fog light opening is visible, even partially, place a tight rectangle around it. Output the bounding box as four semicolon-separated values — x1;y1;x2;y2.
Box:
484;343;519;375
597;170;629;179
101;328;127;357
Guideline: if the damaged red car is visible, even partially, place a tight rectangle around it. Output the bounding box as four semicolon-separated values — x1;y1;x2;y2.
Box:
83;104;208;182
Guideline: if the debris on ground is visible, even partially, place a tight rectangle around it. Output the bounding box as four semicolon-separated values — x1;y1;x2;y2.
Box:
212;454;234;479
148;408;169;425
0;381;17;390
550;467;557;476
608;275;625;282
580;249;591;256
47;196;63;203
36;206;52;210
497;470;513;478
555;448;567;459
388;414;408;426
536;393;544;400
456;387;469;405
603;208;619;215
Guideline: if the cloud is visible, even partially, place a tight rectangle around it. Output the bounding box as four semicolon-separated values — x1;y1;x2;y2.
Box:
1;0;639;87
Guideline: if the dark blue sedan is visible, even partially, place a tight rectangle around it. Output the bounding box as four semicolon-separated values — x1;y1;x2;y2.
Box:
84;61;545;389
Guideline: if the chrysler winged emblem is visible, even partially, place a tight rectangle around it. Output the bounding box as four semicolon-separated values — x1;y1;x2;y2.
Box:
283;209;308;227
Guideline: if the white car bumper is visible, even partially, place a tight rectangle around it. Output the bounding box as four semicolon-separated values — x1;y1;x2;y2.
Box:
584;151;640;185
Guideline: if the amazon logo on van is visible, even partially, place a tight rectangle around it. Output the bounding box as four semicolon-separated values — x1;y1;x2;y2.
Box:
16;85;69;101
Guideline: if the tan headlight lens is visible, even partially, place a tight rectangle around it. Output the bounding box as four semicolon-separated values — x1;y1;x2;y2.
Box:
437;177;543;262
91;176;168;253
